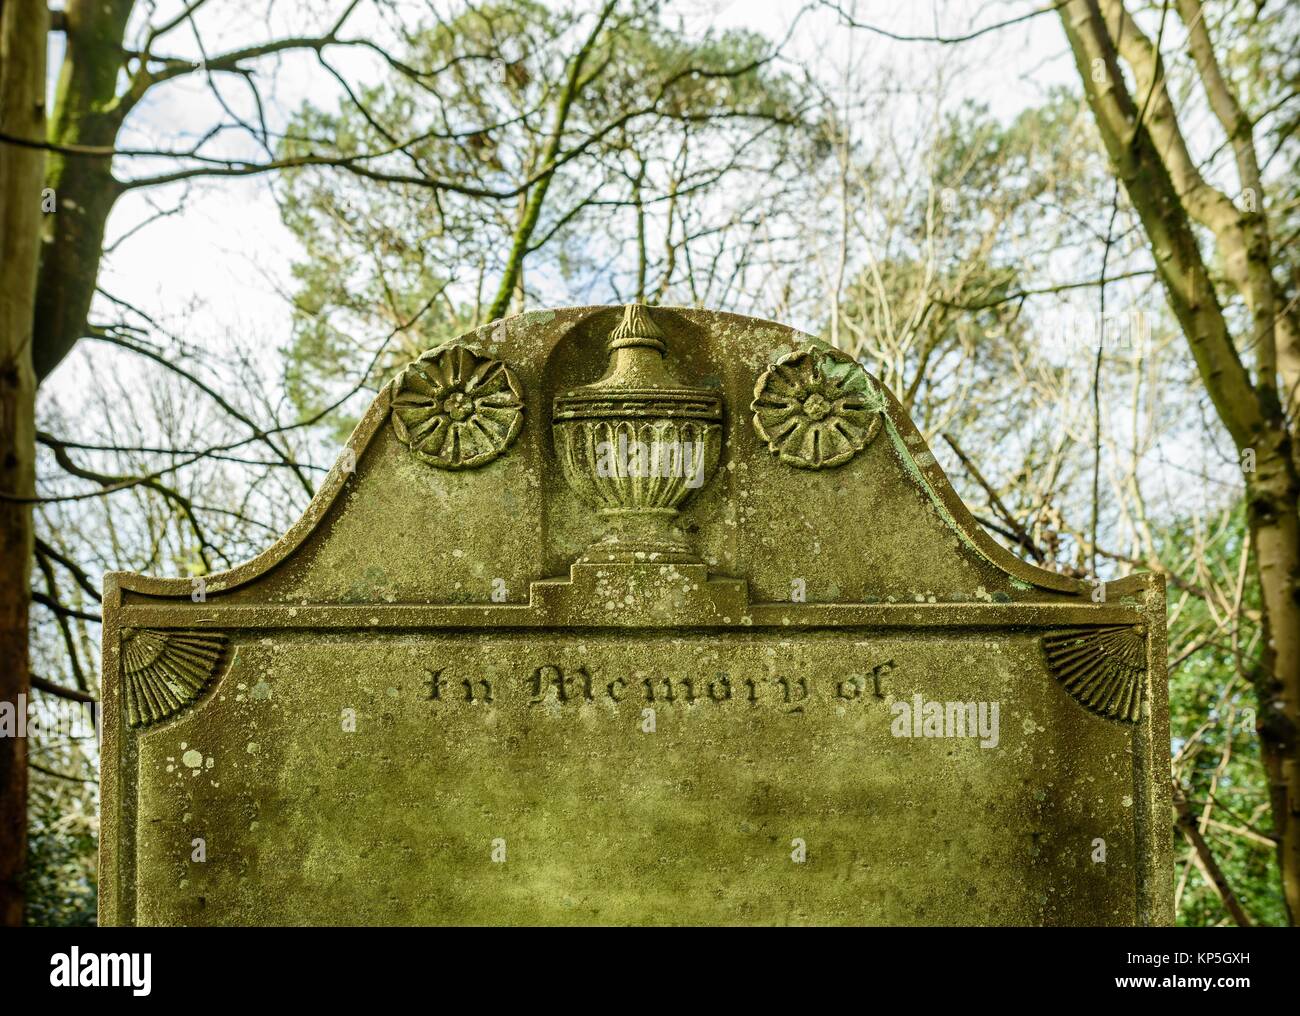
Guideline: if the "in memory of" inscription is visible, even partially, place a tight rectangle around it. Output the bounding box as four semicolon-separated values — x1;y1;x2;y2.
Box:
422;661;897;712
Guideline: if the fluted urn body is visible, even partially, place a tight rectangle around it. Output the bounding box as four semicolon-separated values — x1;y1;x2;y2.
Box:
553;305;722;564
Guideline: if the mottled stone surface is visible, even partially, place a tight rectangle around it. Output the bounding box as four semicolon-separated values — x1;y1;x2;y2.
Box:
101;305;1171;926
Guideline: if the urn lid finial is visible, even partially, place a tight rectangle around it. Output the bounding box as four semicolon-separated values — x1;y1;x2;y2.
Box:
608;303;667;355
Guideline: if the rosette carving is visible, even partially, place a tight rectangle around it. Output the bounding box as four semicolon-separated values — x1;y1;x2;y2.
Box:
391;344;524;469
751;347;883;469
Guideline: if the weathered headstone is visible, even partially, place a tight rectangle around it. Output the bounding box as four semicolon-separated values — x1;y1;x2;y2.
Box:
101;305;1171;925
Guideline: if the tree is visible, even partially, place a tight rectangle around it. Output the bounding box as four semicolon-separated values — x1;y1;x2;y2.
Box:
1056;0;1299;921
0;0;369;926
0;0;48;927
276;1;812;427
819;0;1294;922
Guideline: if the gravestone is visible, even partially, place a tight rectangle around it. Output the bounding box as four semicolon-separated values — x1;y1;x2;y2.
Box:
100;305;1171;926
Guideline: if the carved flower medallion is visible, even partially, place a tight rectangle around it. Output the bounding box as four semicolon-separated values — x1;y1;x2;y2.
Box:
391;344;524;469
751;347;883;469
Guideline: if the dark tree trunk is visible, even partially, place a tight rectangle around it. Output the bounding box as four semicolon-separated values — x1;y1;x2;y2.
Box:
0;0;49;926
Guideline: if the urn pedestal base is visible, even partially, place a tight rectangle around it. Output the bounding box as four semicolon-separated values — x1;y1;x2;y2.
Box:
531;562;750;625
578;508;698;565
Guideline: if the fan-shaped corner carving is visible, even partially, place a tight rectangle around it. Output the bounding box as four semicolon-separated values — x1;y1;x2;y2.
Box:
121;629;229;728
1041;625;1148;723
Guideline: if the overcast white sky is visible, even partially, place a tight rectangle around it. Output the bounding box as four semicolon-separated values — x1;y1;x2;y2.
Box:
42;1;1081;402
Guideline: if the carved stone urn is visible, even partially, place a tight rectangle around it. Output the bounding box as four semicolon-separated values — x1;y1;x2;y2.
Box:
553;304;722;564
